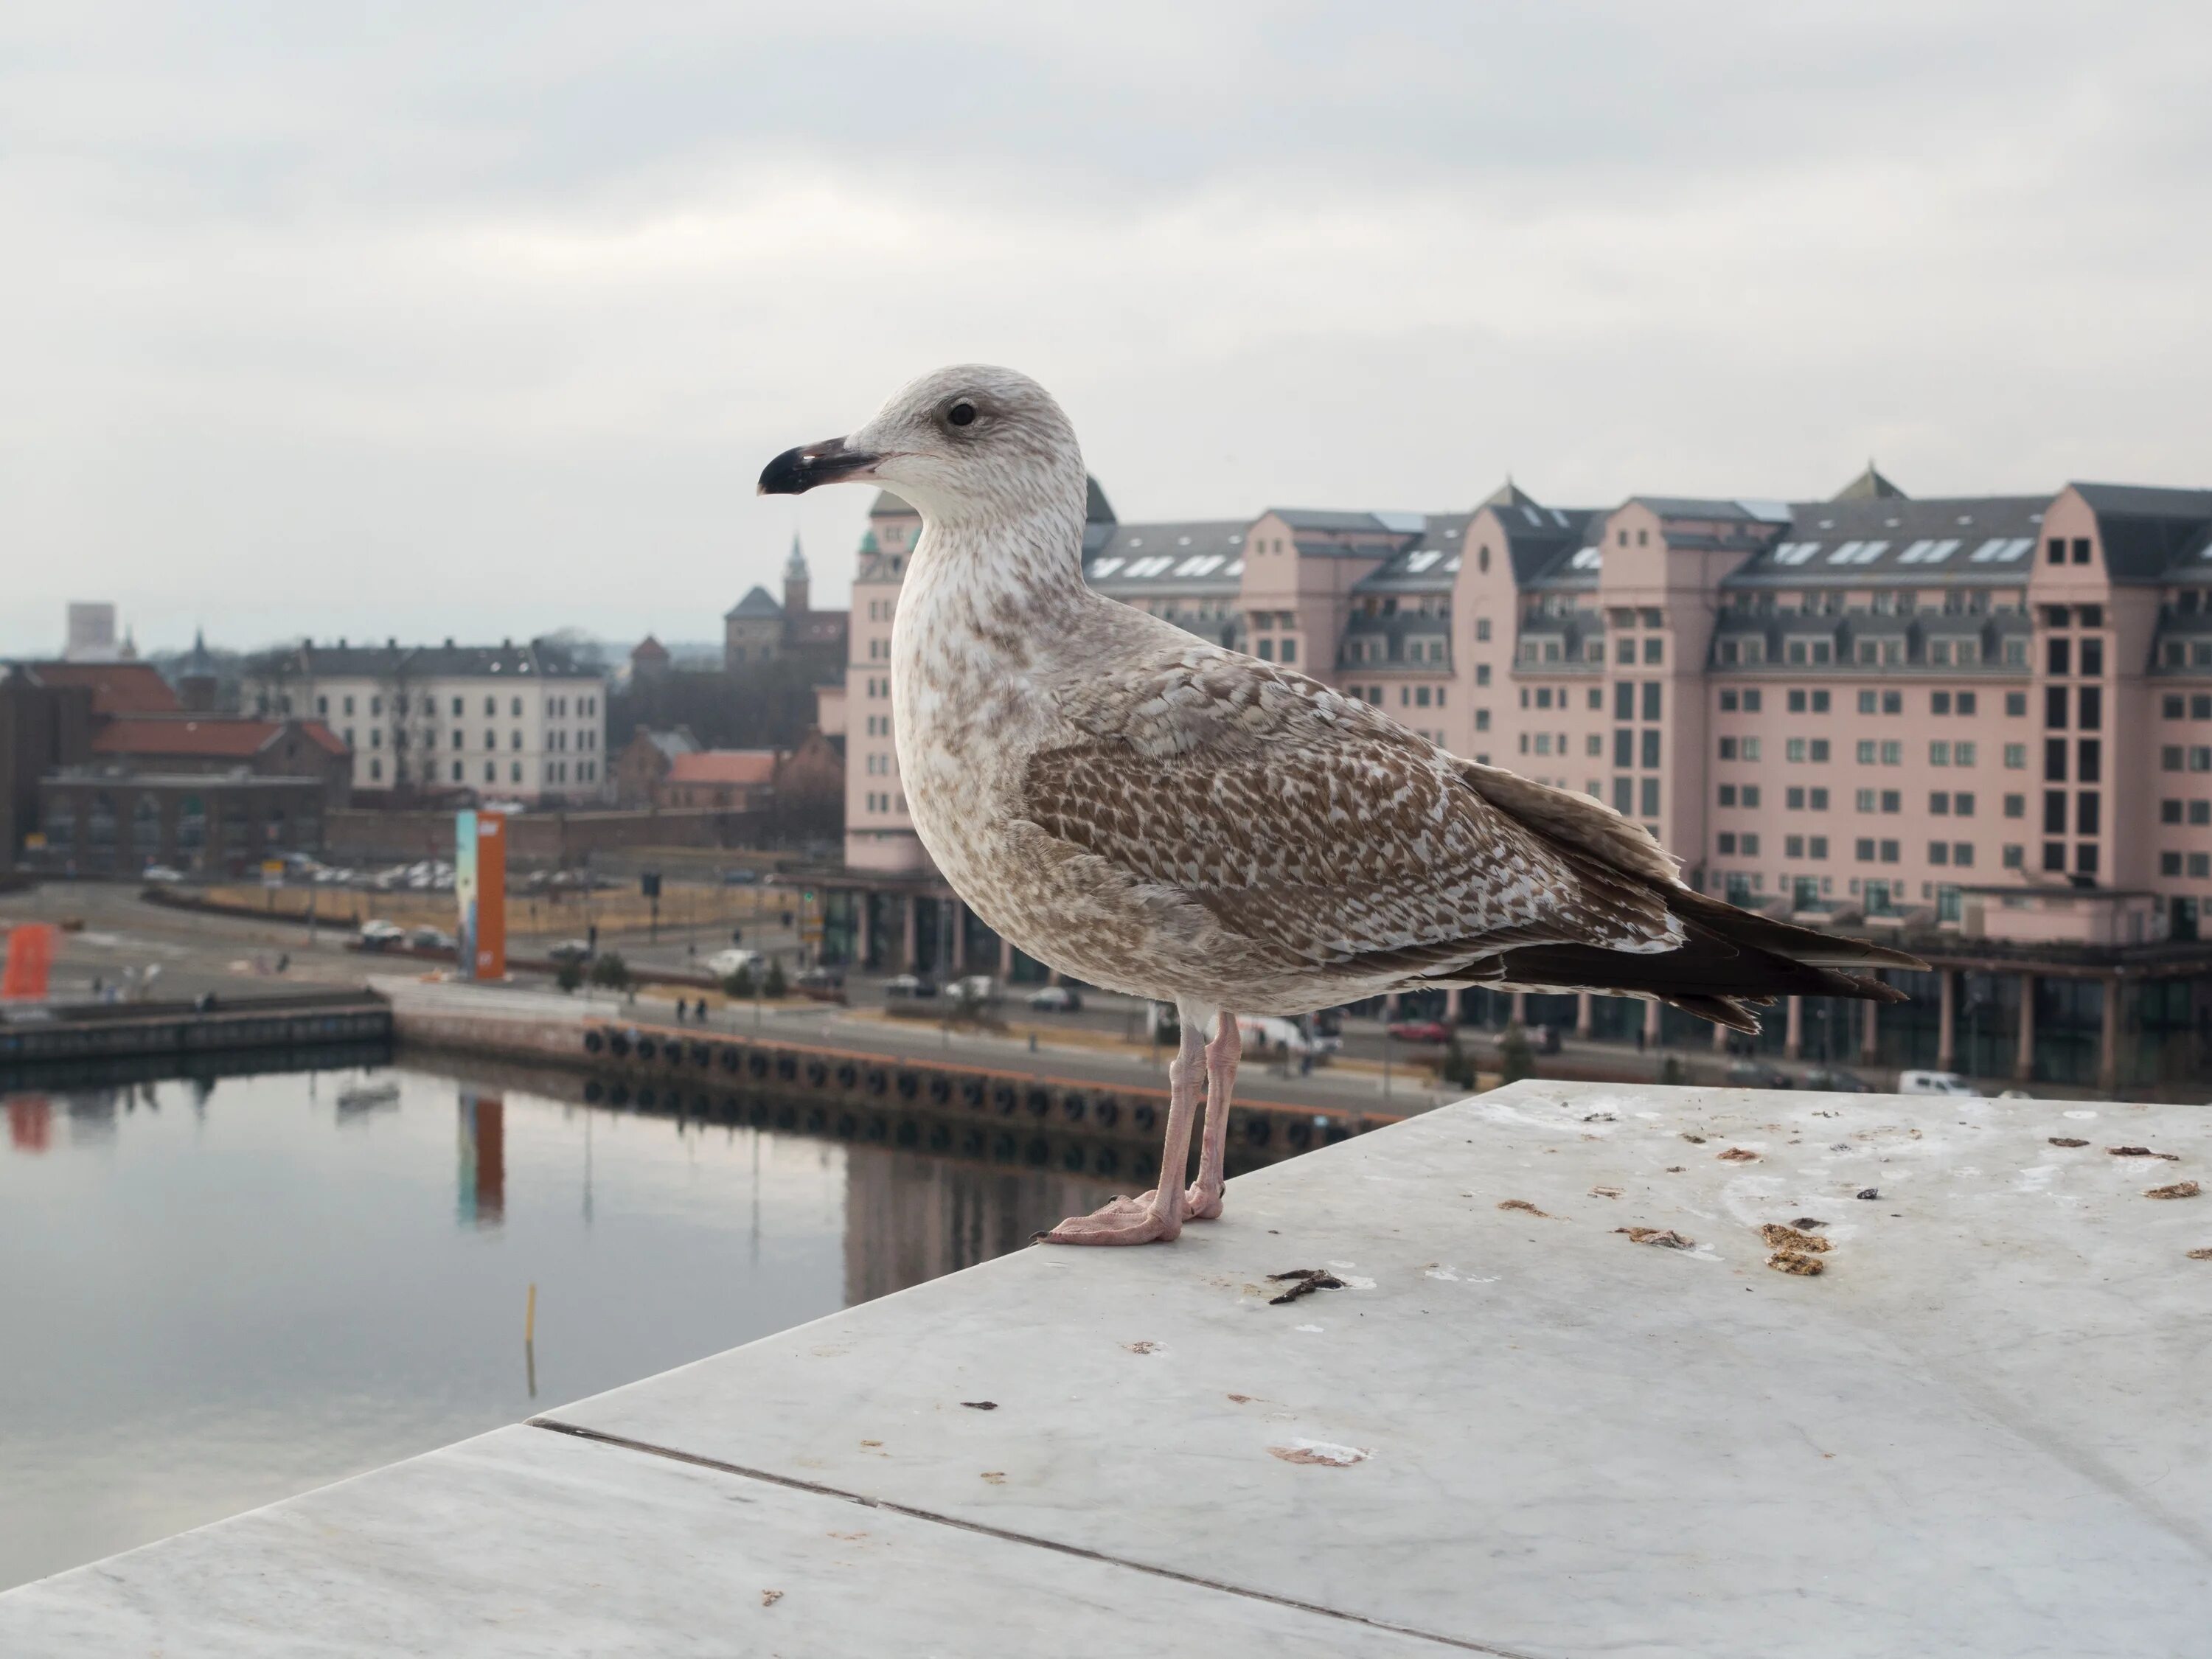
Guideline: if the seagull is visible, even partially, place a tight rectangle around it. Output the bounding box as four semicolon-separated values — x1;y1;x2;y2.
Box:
760;366;1923;1245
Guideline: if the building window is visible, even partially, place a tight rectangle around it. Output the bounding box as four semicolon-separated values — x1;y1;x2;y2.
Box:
1613;778;1633;814
1879;840;1899;863
2003;844;2023;869
1809;836;1829;859
2005;743;2027;769
1642;639;1662;664
1718;832;1736;855
1929;841;1950;866
1640;779;1660;816
1641;730;1662;768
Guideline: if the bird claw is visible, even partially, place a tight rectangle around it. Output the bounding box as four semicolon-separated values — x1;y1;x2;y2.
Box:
1183;1180;1224;1221
1034;1192;1181;1246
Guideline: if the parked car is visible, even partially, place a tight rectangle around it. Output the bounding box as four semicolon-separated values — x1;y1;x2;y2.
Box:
795;966;846;1001
706;947;765;979
546;939;592;964
1027;985;1083;1012
951;975;998;1004
358;919;406;950
141;864;184;883
408;926;456;953
720;868;761;886
1725;1060;1795;1090
1237;1015;1322;1057
884;973;937;999
1802;1066;1872;1093
1997;1087;2037;1100
1385;1018;1453;1043
1899;1069;1980;1097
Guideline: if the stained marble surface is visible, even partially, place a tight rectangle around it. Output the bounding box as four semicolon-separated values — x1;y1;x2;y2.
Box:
4;1081;2208;1657
0;1424;1444;1657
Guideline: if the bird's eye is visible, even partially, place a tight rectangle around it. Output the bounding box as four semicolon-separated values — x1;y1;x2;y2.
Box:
946;400;977;428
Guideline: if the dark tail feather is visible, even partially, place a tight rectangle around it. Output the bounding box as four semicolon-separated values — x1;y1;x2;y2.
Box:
1498;917;1910;1036
1664;886;1927;973
1665;994;1762;1035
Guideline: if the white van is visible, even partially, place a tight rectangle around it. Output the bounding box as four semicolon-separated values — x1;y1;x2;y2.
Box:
1898;1069;1980;1097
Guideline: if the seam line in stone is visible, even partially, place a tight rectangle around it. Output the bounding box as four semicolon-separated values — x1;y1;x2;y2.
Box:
528;1416;1531;1657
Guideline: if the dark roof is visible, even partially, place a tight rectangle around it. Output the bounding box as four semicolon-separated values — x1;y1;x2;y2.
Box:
726;586;784;621
1272;508;1385;532
1630;496;1772;521
1085;521;1248;593
630;635;671;661
1338;610;1455;670
284;640;597;681
1832;463;1907;501
1353;514;1472;594
2071;483;2212;584
1474;498;1601;588
1085;476;1116;525
1725;495;2047;587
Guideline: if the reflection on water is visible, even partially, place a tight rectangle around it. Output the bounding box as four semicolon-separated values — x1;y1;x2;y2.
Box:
0;1062;1114;1593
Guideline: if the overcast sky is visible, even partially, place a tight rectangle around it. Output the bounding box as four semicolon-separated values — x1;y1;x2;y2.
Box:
3;2;2207;658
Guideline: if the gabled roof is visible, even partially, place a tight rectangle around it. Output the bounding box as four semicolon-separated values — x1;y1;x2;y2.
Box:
634;726;699;761
725;586;784;621
1832;462;1907;501
630;635;671;662
869;490;918;518
26;661;183;715
665;751;778;787
91;716;347;759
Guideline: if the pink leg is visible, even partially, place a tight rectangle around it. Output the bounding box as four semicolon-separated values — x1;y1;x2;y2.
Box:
1184;1010;1240;1220
1036;1001;1204;1245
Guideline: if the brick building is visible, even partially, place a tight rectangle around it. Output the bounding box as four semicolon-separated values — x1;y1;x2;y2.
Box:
723;535;849;679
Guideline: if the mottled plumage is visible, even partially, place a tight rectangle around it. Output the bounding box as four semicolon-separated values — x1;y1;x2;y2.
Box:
760;365;1920;1245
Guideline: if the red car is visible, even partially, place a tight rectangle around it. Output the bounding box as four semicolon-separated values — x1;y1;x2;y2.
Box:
1386;1019;1454;1043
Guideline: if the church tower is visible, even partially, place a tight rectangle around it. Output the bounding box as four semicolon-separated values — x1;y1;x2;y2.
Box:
782;533;810;616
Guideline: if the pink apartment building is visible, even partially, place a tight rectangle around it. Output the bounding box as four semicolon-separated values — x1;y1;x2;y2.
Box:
811;469;2212;1094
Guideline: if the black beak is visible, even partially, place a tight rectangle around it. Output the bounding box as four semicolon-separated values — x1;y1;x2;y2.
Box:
757;436;877;495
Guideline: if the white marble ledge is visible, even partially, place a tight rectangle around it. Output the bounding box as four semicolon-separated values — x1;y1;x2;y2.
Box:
0;1424;1450;1658
6;1082;2209;1659
549;1082;2212;1657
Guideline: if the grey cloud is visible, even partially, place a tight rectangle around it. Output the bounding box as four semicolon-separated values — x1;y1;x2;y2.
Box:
1;1;2207;654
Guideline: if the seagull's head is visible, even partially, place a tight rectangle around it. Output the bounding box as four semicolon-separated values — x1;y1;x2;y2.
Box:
757;364;1083;526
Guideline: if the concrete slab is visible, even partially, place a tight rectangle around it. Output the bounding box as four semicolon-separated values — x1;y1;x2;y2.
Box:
4;1082;2208;1656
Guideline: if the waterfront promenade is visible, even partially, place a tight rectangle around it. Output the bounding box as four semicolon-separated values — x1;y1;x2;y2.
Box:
3;1078;2205;1655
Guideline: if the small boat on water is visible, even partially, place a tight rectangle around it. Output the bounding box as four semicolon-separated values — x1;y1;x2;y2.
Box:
335;1079;401;1113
